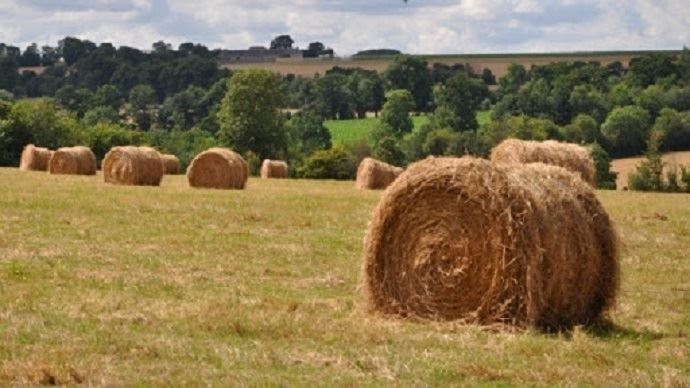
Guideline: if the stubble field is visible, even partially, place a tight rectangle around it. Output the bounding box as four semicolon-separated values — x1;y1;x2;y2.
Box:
0;168;688;385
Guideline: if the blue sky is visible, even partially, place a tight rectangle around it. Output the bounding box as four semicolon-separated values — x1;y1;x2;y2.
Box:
0;0;688;55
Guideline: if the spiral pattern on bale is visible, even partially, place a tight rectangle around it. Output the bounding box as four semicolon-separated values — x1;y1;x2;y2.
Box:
102;146;164;186
20;144;53;171
260;159;288;179
355;157;404;190
491;139;596;186
363;156;619;329
48;146;97;175
186;148;248;189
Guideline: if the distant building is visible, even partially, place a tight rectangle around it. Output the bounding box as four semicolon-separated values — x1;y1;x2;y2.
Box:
218;46;303;64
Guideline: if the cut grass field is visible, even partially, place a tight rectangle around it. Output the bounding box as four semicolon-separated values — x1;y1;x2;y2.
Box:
325;110;492;145
1;168;689;385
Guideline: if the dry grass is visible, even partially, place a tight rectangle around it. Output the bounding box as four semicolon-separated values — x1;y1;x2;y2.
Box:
611;151;690;190
0;168;688;385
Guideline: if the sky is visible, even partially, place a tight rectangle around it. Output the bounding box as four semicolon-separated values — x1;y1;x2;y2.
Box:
0;0;688;55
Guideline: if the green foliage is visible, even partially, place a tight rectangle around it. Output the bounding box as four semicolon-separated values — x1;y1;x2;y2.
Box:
218;70;287;160
93;84;123;110
601;106;652;157
312;73;353;120
297;145;355;180
654;108;690;151
146;128;216;170
380;89;415;136
634;84;666;118
287;110;332;171
481;115;562;147
385;55;432;112
243;150;261;176
83;106;119;126
423;128;455;156
561;114;600;144
589;142;617;190
54;85;94;117
628;132;665;191
433;72;488;132
0;99;77;165
372;136;405;166
76;123;146;163
158;86;207;130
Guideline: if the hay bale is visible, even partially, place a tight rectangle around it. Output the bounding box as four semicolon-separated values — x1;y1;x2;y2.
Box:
363;156;619;329
490;139;596;186
260;159;288;179
186;147;248;189
48;146;97;175
102;146;164;186
160;154;180;175
355;157;404;190
19;144;53;171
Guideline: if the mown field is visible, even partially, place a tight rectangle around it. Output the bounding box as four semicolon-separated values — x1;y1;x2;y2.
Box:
325;111;492;144
0;168;688;385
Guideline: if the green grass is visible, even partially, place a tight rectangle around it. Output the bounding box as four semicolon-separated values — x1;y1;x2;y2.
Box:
0;169;689;385
326;111;492;145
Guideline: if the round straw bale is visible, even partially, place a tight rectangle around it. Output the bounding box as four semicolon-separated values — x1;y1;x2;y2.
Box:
102;146;164;186
356;157;404;190
160;154;180;175
490;139;596;186
19;144;53;171
186;147;248;189
260;159;288;179
363;156;618;329
48;146;97;175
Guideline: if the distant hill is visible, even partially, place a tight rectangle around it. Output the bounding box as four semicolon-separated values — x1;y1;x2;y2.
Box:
220;50;683;79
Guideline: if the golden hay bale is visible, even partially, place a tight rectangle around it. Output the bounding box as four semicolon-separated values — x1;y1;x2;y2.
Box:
355;157;404;190
19;144;53;171
160;154;180;175
48;146;97;175
102;146;164;186
363;156;619;329
490;139;596;186
260;159;288;179
186;147;248;189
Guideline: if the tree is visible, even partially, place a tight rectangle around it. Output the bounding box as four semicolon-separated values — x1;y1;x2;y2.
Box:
270;35;294;50
59;37;96;66
634;84;666;118
380;89;415;137
569;84;608;123
54;85;93;117
498;63;528;96
158;86;206;130
20;43;41;67
373;136;405;166
297;145;355;179
628;131;665;191
128;84;156;130
433;72;488;132
385;55;432;112
601;106;651;157
561;114;600;144
218;70;287;159
83;106;119;126
287;109;332;161
654;108;690;151
589;142;617;189
93;84;123;110
313;73;353;119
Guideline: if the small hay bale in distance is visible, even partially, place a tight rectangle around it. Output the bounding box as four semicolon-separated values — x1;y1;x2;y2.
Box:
48;146;97;175
19;144;53;171
260;159;288;179
355;157;404;190
490;138;596;186
160;154;180;175
363;156;619;330
102;146;164;186
186;147;248;189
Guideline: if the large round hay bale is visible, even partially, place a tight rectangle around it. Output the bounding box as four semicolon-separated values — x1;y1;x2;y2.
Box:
186;147;248;189
490;139;596;186
160;154;180;175
19;144;53;171
260;159;288;179
363;156;619;329
355;157;404;190
102;146;164;186
48;146;97;175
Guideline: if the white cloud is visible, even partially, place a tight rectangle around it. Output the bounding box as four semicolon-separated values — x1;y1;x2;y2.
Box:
0;0;688;55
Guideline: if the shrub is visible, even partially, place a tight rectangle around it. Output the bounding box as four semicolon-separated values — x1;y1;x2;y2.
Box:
589;142;617;190
298;145;355;180
77;123;146;164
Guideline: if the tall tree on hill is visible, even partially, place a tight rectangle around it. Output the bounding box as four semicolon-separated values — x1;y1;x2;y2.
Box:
218;70;287;159
270;35;294;50
433;72;488;132
385;55;432;112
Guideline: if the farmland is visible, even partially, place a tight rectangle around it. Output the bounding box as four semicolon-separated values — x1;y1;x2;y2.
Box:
325;111;492;144
1;168;689;385
221;50;679;79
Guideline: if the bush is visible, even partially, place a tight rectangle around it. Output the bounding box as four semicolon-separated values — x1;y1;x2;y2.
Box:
298;145;356;180
146;128;217;171
601;106;651;157
373;136;405;166
589;142;617;190
628;132;664;191
76;123;146;164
